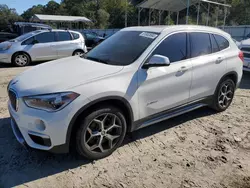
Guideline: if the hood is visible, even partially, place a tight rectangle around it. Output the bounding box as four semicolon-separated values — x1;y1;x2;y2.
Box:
0;41;12;49
10;56;123;97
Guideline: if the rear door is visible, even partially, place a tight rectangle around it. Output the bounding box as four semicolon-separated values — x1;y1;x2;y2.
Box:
55;31;75;58
189;32;227;101
25;31;57;61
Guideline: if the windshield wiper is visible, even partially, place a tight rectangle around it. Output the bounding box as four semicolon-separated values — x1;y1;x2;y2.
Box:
85;56;109;64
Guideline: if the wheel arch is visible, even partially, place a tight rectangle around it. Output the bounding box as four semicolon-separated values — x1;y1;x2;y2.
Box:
72;49;84;56
11;51;32;62
218;71;238;86
66;96;134;151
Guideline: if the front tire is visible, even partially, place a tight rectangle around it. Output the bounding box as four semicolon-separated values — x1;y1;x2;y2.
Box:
76;106;127;160
12;53;31;67
211;78;236;112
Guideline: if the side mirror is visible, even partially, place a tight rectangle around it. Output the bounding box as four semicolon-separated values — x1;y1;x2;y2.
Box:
142;54;170;69
31;40;39;45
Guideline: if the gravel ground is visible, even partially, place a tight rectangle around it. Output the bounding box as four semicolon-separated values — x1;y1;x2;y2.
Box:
0;64;250;188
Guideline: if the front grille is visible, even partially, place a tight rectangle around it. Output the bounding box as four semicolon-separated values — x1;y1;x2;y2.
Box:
8;90;17;111
243;53;250;58
241;47;250;52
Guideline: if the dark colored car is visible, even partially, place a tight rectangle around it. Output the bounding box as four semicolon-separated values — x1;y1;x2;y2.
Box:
81;31;105;49
0;22;51;43
0;32;18;43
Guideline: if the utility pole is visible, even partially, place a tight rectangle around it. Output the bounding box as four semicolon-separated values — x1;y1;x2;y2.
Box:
125;0;128;27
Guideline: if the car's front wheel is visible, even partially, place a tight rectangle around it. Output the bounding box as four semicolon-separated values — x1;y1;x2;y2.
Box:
76;105;127;160
12;53;31;67
211;78;236;112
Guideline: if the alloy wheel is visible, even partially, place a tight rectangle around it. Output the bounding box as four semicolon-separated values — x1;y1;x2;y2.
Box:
218;81;234;109
85;113;122;153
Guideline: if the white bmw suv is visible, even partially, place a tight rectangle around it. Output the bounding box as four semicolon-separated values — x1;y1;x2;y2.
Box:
8;25;243;159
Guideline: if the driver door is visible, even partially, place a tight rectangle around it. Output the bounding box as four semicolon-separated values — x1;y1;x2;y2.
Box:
137;32;192;119
25;32;58;61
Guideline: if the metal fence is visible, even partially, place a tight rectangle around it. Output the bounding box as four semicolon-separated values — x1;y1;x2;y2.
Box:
74;25;250;41
218;26;250;41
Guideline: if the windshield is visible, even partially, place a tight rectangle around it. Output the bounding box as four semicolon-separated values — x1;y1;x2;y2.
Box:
85;31;159;66
14;30;41;42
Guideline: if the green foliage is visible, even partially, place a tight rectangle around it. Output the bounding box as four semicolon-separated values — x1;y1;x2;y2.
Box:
1;0;250;30
0;4;21;31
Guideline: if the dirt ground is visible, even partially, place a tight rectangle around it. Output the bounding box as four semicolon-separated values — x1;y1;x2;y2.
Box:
0;64;250;188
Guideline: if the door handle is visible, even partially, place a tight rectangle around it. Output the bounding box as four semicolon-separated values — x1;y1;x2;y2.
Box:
179;66;188;72
216;57;224;64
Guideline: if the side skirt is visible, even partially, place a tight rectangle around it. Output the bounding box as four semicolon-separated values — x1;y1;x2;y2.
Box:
132;96;213;131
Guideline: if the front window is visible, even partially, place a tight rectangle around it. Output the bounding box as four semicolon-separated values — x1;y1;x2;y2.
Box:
14;30;41;42
85;31;159;66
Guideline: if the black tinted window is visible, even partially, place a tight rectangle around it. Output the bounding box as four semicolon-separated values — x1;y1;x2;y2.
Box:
71;32;80;39
210;34;220;53
151;33;187;63
190;33;212;58
35;32;55;43
57;32;72;41
214;34;229;50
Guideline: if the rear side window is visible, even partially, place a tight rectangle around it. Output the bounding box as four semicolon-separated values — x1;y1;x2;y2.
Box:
71;32;80;40
35;32;56;43
210;34;220;53
151;33;187;63
190;32;212;58
57;32;72;41
214;34;229;50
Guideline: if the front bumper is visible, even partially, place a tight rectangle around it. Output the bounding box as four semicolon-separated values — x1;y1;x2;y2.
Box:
8;93;87;153
0;52;11;63
243;57;250;72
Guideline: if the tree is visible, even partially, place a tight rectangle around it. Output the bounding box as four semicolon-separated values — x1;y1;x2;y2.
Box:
21;5;44;21
0;4;21;31
96;9;110;28
44;1;60;15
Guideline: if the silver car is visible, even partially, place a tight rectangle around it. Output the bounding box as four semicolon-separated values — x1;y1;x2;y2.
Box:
0;29;87;67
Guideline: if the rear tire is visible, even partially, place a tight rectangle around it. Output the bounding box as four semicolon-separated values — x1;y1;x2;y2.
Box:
76;105;127;160
73;50;84;56
12;52;31;67
210;78;235;112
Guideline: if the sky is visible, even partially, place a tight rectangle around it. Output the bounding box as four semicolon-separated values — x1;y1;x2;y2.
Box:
1;0;61;14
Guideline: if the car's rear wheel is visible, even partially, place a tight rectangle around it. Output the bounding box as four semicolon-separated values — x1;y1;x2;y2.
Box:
76;106;127;160
12;53;30;67
211;78;236;112
73;50;84;56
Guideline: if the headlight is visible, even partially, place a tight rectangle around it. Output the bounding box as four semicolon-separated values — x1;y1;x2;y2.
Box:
0;44;12;51
23;92;79;112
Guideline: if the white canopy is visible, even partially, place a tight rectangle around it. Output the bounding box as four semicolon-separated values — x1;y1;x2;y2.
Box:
31;14;91;23
136;0;231;26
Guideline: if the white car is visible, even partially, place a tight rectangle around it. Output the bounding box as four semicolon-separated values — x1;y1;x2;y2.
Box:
238;39;250;72
0;29;87;67
8;25;243;159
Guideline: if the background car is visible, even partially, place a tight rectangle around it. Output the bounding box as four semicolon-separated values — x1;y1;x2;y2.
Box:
0;29;87;66
238;39;250;72
0;32;18;43
81;31;105;49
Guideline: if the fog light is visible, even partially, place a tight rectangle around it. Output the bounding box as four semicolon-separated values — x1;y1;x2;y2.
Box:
35;119;46;131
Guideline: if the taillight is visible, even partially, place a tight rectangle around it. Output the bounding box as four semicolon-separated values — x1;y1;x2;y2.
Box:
239;51;244;62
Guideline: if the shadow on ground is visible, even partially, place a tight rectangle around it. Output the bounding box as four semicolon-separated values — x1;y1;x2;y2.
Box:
0;61;45;68
0;107;215;187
